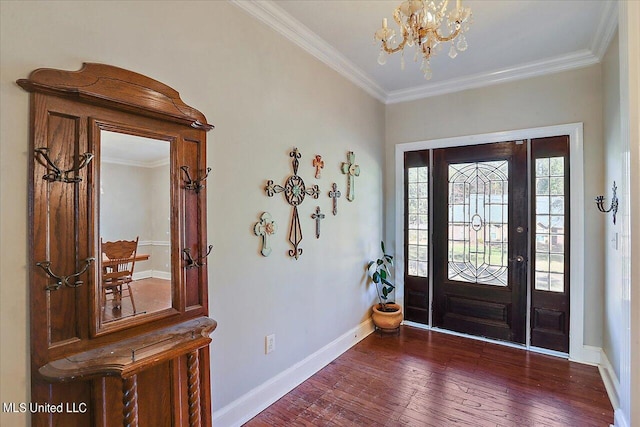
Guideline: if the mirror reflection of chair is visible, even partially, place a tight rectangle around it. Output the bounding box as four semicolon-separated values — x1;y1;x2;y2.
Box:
101;237;139;317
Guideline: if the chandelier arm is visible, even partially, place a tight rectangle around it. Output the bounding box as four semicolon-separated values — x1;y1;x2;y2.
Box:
432;25;461;43
381;36;408;54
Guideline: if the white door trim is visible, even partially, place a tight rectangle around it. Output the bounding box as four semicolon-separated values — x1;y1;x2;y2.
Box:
394;122;598;364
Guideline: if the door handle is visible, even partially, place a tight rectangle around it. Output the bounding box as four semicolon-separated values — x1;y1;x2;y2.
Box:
509;255;525;263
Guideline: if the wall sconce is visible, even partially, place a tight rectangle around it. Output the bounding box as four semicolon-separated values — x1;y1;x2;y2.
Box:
595;181;619;224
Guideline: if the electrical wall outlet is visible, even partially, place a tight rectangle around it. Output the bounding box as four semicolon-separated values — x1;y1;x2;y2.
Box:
265;334;275;354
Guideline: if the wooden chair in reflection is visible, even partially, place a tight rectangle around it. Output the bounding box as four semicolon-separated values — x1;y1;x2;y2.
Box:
101;237;139;316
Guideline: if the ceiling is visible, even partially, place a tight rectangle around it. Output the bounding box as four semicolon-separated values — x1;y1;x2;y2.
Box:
231;0;618;104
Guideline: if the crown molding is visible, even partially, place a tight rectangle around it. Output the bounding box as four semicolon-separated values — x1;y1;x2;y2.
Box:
590;0;619;60
385;49;600;104
229;0;386;103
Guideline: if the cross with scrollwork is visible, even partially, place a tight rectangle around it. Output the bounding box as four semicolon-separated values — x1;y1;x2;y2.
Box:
265;148;319;259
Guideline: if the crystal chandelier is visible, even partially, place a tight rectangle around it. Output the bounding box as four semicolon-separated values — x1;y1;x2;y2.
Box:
374;0;472;80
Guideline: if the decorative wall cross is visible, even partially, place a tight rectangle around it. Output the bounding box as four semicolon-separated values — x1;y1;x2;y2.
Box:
265;148;319;259
311;206;325;239
254;212;277;257
313;155;324;179
341;151;360;202
328;183;341;216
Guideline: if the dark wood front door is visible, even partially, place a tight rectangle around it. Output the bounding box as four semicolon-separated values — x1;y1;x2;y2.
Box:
432;141;528;344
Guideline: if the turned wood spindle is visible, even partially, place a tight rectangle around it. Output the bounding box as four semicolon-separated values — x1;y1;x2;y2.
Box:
122;375;139;427
187;350;201;427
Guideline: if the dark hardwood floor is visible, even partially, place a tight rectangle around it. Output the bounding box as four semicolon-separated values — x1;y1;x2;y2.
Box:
246;326;613;426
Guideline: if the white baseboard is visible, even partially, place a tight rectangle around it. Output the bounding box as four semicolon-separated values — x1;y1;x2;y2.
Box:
212;318;375;427
599;350;621;415
132;270;171;281
570;344;602;366
614;408;630;427
133;270;152;280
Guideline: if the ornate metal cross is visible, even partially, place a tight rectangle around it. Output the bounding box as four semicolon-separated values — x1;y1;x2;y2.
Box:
254;212;277;257
328;183;341;216
265;148;319;259
311;206;325;239
341;151;360;202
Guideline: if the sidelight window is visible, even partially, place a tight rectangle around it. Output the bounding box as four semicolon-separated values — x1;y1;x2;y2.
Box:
407;166;429;277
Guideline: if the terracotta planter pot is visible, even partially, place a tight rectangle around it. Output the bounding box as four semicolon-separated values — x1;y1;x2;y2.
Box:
371;303;403;331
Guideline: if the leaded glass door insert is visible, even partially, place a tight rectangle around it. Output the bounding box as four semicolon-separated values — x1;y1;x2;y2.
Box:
448;161;509;286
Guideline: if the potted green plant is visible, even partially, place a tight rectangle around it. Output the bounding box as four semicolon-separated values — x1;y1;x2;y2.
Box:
367;241;402;331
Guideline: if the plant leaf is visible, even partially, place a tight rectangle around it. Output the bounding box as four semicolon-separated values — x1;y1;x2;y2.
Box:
372;271;380;283
382;287;388;297
367;261;374;269
381;241;386;253
380;270;387;281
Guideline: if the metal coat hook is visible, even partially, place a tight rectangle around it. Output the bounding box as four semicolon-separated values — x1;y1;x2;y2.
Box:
595;181;619;224
36;258;95;291
180;166;211;193
34;147;94;183
183;245;213;269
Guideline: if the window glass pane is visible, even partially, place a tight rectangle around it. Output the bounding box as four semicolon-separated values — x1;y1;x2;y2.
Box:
536;234;549;252
418;230;428;245
418;245;428;262
550;196;564;214
550;177;564;195
536;215;550;234
408;260;417;276
549;157;564;175
549;273;564;292
418;262;428;277
418;199;428;214
408;184;417;198
408;199;418;214
536;252;549;271
408;245;418;261
550;234;565;253
535;272;550;291
408;229;418;245
418;167;428;182
536;158;549;176
536;196;549;214
549;254;564;273
536;178;549;195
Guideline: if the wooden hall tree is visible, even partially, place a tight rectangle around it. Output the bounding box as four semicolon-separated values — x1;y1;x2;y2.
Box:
18;63;216;426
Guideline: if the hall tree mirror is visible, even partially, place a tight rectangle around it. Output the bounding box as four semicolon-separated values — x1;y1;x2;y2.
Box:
18;63;216;426
99;130;173;326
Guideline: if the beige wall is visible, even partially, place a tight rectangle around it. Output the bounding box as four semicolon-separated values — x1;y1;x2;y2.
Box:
0;1;384;425
384;65;605;347
602;31;622;381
